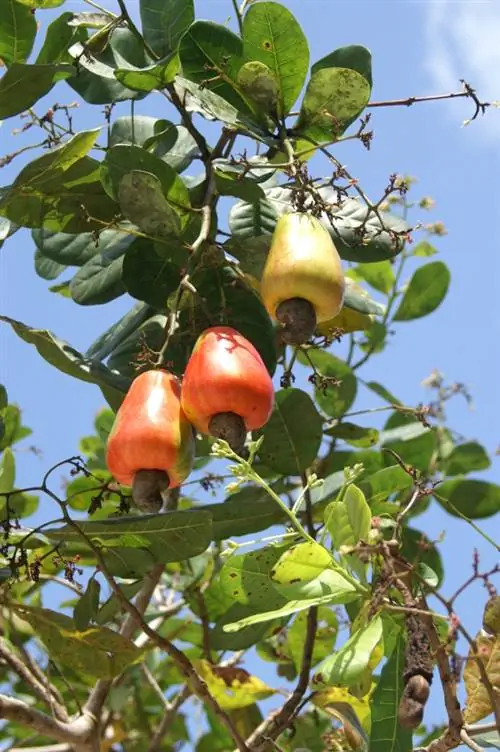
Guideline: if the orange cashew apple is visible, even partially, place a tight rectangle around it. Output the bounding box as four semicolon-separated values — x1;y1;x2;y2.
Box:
106;370;195;513
181;326;274;453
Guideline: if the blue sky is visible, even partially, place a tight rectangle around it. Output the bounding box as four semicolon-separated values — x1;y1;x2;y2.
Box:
1;0;499;741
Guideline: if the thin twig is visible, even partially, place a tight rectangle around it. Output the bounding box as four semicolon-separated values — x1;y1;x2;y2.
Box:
368;80;489;122
146;686;191;752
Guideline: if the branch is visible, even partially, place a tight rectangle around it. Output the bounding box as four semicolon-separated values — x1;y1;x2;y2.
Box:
0;638;68;722
0;695;94;747
146;686;191;752
368;80;490;122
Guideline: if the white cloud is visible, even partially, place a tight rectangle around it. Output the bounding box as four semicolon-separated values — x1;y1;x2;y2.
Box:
424;1;500;142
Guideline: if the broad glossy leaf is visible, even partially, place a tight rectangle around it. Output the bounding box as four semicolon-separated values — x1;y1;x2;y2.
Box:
296;67;371;142
393;261;450;321
214;168;265;202
85;301;152;361
464;633;500;723
444;442;491;476
242;2;309;115
179;21;248;112
36;12;85;64
312;45;372;86
435;479;500;519
118;171;181;238
194;660;274;710
0;315;129;399
369;632;412;752
106;313;167;379
140;0;194;59
70;240;127;306
122;244;182;309
312;616;383;688
12;605;142;680
343;278;386;316
256;388;323;475
0;0;37;65
349;261;395;295
0;62;74;119
298;349;357;418
32;226;128;267
270;542;333;586
67;29;150;104
345;484;371;542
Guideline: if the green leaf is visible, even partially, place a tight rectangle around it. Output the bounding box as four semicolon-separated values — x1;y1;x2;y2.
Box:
32;226;129;267
412;240;438;258
12;605;142;680
0;62;74;119
435;479;500;519
0;131;118;232
34;250;67;281
473;732;500;749
368;632;412;752
345;484;371;542
114;52;180;92
1;491;39;520
393;261;450;321
17;0;65;7
70;240;127;306
36;12;85;64
0;0;37;65
101;144;191;228
208;486;286;540
210;604;272;651
350;261;395;295
325;422;379;449
122;244;182;309
67;28;150;105
73;577;101;631
44;509;213;564
0;386;7;410
358;466;412;506
296;66;371;142
65;471;112;511
365;381;403;406
140;0;194;59
256;388;323;475
270;542;333;586
380;417;436;474
96;580;142;625
0;315;129;402
0;405;32;450
219;544;290;609
288;607;338;671
85;301;152;361
344;278;386;316
0;448;15;495
237;60;279;119
312;45;372;86
118;171;181;238
312;616;382;688
242;2;309;115
214;167;265;203
401;527;444;587
298;349;357;418
106;313;167;380
179;21;248;112
444;442;491;476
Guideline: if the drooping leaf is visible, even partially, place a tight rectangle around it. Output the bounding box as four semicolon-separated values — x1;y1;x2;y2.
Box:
0;315;129;406
0;62;74;119
312;616;383;688
114;52;180;92
369;632;412;752
34;250;67;281
444;442;491;476
118;171;181;238
393;262;451;321
11;605;142;680
256;389;323;475
179;21;248;112
36;12;85;64
435;479;500;519
296;66;371;142
85;301;152;361
70;238;128;306
464;633;500;723
0;0;37;65
242;2;309;116
67;28;150;104
140;0;194;59
32;226;130;267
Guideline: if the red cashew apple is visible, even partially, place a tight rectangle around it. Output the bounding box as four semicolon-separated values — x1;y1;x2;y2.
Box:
181;326;274;453
106;370;195;513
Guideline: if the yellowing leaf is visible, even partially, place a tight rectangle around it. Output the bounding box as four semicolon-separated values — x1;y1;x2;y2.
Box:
313;684;374;733
194;660;275;709
318;308;376;334
464;634;500;723
270;541;333;585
